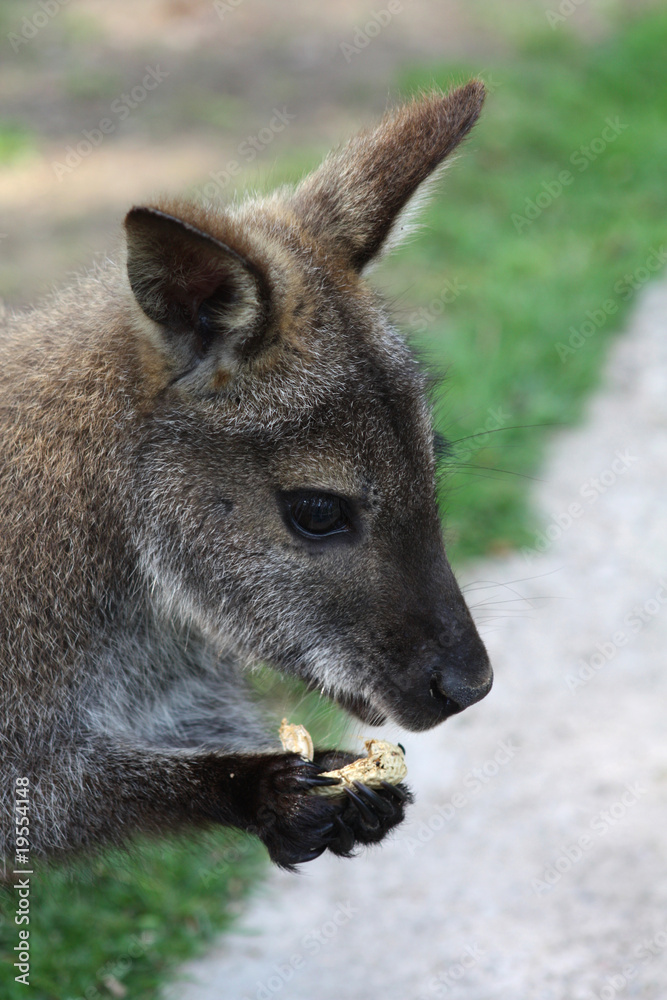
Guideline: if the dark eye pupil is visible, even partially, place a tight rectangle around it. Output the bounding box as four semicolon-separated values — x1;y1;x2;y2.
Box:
288;494;348;538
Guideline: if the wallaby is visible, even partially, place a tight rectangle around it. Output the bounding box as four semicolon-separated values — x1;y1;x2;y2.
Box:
0;81;492;871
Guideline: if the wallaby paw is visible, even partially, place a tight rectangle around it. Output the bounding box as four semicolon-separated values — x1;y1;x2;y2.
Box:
326;779;412;856
247;753;339;869
253;751;412;869
312;748;412;854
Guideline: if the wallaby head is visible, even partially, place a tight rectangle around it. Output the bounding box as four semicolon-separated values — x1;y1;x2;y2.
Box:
124;80;492;732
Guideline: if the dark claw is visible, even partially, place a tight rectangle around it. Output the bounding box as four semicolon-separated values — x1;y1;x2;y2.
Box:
312;820;336;839
299;760;328;774
345;786;380;829
296;844;327;863
294;773;342;789
333;815;356;854
352;781;394;816
380;780;409;801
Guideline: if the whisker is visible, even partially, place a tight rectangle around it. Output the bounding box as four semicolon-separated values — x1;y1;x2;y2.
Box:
462;567;573;604
445;462;543;482
445;422;561;447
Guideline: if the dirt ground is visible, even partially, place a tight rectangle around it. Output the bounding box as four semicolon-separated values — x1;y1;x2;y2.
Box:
164;280;667;1000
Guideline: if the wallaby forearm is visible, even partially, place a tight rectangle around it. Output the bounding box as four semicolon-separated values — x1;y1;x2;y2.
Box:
1;739;410;870
2;742;274;858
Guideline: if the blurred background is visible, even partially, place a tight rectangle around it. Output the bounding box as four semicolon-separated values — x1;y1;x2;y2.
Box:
1;1;666;997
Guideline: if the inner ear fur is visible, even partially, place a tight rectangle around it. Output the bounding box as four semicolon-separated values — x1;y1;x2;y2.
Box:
288;80;485;271
124;205;270;359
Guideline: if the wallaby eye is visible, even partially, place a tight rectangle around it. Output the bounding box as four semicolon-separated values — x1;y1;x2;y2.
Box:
282;491;352;540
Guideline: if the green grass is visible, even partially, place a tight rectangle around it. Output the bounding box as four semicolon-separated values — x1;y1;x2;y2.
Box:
0;122;35;165
1;831;265;999
385;10;667;559
2;9;667;998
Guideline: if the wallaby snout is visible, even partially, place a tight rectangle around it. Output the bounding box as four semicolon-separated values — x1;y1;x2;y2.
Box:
418;559;494;723
331;537;492;732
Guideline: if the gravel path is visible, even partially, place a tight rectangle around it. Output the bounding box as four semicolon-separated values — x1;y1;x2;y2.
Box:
165;283;667;1000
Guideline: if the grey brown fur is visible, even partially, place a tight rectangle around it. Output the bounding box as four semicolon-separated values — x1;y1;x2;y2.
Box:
0;81;492;870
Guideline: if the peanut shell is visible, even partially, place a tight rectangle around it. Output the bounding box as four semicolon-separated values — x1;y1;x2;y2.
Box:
279;720;407;798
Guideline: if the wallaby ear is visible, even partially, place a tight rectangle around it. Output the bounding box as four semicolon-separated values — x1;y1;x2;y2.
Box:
124;206;269;368
289;80;485;272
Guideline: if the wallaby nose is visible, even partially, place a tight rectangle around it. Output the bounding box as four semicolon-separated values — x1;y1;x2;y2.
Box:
429;630;493;716
430;668;493;715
